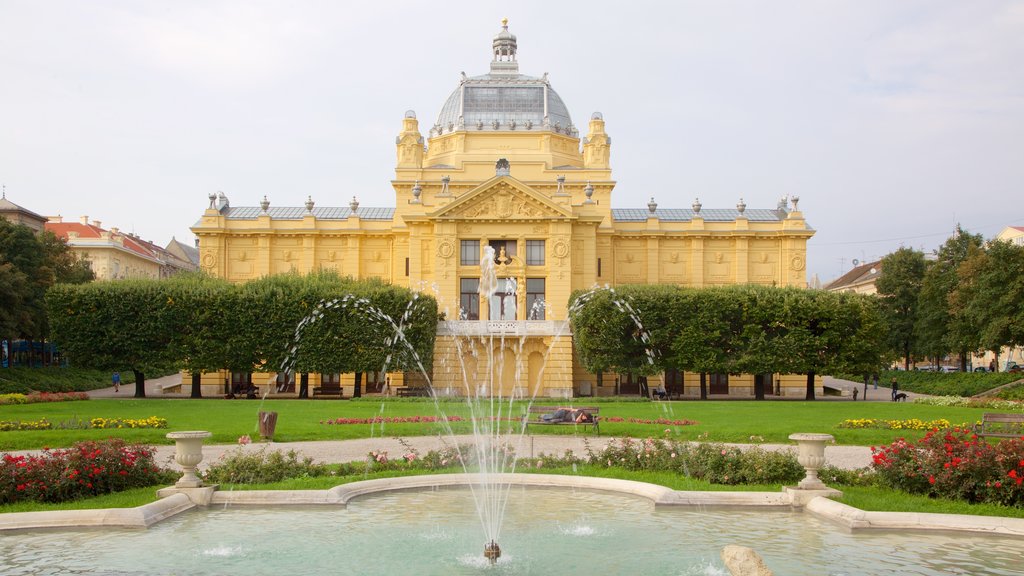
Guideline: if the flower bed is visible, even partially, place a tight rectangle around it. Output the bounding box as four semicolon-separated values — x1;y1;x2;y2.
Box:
0;416;167;432
0;392;89;406
838;418;965;431
913;396;1024;412
1;439;175;504
0;419;54;432
871;427;1024;506
89;417;167;429
321;415;465;425
602;417;699;426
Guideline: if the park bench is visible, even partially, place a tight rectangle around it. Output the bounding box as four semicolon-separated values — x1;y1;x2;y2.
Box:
522;406;600;435
396;386;430;398
975;413;1024;439
312;382;343;398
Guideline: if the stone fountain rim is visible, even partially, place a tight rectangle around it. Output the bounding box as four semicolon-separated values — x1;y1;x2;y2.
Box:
3;473;1023;539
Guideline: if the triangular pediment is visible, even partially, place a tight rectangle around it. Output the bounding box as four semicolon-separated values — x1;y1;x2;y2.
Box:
430;176;573;220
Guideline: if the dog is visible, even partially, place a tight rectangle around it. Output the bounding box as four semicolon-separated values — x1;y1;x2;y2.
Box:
893;392;907;402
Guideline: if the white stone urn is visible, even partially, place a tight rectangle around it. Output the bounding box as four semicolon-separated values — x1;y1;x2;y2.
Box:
167;431;212;488
788;433;833;490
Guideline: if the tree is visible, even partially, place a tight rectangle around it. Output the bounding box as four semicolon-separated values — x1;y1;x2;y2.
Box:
568;287;665;390
876;247;927;369
0;220;52;340
670;287;746;400
46;280;183;397
40;231;94;285
953;240;1024;362
916;228;984;369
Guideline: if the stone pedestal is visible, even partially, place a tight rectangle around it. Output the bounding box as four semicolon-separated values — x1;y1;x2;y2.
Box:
167;431;212;488
788;433;832;490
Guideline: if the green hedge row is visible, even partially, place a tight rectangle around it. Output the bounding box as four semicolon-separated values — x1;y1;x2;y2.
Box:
883;370;1023;397
0;367;136;395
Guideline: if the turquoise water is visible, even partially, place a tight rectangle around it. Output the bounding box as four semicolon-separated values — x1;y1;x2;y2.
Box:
1;487;1020;575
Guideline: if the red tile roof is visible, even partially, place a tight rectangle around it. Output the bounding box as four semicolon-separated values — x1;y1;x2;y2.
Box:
45;222;160;261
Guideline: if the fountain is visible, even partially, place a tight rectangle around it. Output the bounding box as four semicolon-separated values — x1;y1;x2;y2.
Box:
5;262;1024;574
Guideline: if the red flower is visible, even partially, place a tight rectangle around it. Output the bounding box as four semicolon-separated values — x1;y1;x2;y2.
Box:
928;476;936;485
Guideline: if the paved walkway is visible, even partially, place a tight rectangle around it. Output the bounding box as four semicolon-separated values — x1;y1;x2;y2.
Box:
7;434;872;472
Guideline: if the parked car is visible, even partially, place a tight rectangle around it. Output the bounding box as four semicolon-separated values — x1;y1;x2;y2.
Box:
1010;365;1023;374
940;366;959;373
974;366;989;372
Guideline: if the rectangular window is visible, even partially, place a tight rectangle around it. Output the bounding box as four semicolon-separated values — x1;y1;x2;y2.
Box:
597;257;602;277
526;278;545;320
460;240;479;266
526;240;545;265
460;278;480;320
488;240;517;264
404;257;409;276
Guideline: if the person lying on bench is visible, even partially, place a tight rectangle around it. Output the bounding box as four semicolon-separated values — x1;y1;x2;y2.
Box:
541;408;593;424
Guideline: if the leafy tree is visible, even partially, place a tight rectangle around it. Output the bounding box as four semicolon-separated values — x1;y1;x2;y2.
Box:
953;240;1024;363
568;287;663;393
46;280;182;397
0;262;30;338
875;247;927;369
40;231;94;285
0;220;52;340
915;228;984;369
163;274;235;398
669;287;746;399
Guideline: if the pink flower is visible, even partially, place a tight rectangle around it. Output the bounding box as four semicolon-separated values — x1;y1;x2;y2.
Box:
237;435;252;445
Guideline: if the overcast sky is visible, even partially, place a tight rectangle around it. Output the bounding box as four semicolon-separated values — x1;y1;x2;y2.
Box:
2;1;1021;283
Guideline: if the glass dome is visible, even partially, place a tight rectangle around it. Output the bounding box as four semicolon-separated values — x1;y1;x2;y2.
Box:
431;22;575;137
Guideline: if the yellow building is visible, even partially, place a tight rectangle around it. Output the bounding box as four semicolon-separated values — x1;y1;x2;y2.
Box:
46;216;165;280
192;22;815;398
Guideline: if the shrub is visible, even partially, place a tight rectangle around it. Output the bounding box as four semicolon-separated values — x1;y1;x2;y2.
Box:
203;447;332;484
818;465;877;487
876;370;1021;397
871;428;1024;506
585;437;804;485
996;384;1024;402
0;367;137;395
0;439;175;504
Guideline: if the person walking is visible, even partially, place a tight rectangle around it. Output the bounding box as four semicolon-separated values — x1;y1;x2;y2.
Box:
112;371;121;393
890;377;898;402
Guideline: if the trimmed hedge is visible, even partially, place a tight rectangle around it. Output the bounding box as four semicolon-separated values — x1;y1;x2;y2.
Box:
880;370;1023;397
0;367;136;395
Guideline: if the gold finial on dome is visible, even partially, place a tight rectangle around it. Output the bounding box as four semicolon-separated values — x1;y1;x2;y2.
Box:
502;17;508;27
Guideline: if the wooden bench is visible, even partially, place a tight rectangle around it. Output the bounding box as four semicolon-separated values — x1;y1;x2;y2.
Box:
522;406;600;435
312;383;343;397
396;386;430;398
975;413;1024;439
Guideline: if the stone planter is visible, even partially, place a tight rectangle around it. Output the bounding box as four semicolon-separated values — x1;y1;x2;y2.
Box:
788;433;833;490
167;431;212;488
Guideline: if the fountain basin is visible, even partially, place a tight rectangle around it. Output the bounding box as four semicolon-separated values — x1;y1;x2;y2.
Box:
1;481;1022;576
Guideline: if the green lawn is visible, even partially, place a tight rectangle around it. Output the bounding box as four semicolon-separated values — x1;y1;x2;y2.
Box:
0;397;991;450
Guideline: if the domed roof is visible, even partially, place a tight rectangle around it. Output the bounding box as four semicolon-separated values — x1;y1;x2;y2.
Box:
431;22;575;138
